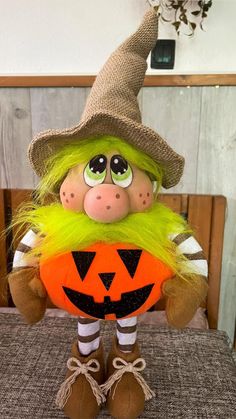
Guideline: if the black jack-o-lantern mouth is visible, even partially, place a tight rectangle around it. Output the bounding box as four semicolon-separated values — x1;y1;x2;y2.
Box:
62;283;154;319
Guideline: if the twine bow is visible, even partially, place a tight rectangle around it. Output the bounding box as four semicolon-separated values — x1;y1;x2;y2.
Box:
55;357;106;409
100;357;155;401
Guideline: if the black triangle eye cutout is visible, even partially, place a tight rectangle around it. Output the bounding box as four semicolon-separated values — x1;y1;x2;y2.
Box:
117;249;142;278
72;251;96;280
98;272;115;291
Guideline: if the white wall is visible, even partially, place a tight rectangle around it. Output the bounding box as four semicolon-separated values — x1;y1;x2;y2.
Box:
0;0;235;76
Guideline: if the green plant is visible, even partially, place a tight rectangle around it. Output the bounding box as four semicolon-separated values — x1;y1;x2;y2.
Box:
148;0;213;36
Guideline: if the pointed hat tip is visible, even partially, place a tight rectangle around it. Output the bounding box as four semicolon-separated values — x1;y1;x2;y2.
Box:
118;6;159;59
144;5;160;23
139;6;159;30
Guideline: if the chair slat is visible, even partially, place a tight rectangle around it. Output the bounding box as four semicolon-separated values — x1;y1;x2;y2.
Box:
10;189;33;250
187;195;213;260
207;196;226;329
0;190;8;306
181;194;188;220
158;194;182;213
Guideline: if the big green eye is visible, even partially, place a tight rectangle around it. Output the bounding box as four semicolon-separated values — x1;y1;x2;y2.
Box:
84;154;107;187
110;155;133;188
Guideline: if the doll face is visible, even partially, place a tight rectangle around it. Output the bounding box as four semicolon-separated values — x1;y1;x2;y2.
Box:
59;151;155;223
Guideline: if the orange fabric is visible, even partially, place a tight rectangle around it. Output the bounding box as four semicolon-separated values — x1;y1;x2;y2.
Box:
40;243;173;319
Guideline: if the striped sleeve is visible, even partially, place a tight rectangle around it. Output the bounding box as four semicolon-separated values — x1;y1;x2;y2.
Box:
169;232;208;278
13;229;40;269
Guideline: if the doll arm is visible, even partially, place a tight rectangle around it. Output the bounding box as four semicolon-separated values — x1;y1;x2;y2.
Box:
12;228;42;269
170;232;208;278
8;229;48;324
162;232;208;328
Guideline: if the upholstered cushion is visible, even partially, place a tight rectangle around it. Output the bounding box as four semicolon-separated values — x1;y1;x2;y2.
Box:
0;307;209;329
139;307;209;329
0;314;235;418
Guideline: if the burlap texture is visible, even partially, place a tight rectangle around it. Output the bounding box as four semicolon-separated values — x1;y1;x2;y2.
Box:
28;9;184;189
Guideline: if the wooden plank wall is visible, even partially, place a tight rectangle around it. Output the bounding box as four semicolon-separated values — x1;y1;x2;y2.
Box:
0;86;235;341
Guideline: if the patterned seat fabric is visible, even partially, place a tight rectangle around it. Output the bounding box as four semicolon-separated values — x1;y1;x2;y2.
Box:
0;314;235;418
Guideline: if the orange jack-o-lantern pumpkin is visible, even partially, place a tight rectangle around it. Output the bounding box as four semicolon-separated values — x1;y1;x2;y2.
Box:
40;243;173;320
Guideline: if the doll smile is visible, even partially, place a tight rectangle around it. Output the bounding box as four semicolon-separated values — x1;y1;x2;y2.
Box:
62;283;154;319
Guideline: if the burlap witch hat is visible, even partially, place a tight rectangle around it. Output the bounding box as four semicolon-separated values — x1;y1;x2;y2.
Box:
28;8;184;188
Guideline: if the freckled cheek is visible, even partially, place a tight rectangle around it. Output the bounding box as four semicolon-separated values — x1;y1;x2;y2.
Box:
128;185;154;212
59;189;84;212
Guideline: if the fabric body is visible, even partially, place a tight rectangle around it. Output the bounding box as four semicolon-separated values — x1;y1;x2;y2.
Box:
12;229;208;354
39;242;174;319
13;230;208;318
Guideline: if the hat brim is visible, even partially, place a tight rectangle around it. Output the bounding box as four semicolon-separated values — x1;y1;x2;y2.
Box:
28;111;184;189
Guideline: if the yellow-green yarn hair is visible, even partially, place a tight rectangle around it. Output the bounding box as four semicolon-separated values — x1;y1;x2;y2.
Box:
13;135;195;278
17;202;194;278
36;135;163;204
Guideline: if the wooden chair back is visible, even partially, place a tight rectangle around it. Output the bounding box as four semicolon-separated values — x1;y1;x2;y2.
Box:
0;190;226;329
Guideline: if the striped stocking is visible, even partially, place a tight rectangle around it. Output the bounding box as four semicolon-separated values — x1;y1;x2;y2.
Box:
116;316;137;353
77;317;100;356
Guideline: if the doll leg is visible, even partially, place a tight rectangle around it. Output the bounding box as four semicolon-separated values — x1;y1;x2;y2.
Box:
116;316;137;352
77;316;100;356
102;316;154;419
56;317;105;419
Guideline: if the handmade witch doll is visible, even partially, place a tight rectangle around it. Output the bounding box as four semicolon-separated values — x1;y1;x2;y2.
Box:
9;8;208;419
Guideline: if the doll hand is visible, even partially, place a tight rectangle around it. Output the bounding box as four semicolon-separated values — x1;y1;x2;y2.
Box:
8;267;47;324
162;275;208;328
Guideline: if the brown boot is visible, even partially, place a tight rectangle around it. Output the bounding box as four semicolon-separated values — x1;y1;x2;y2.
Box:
56;341;106;419
101;338;155;419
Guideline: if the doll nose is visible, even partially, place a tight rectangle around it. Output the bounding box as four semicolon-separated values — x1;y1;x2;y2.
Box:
84;184;129;223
